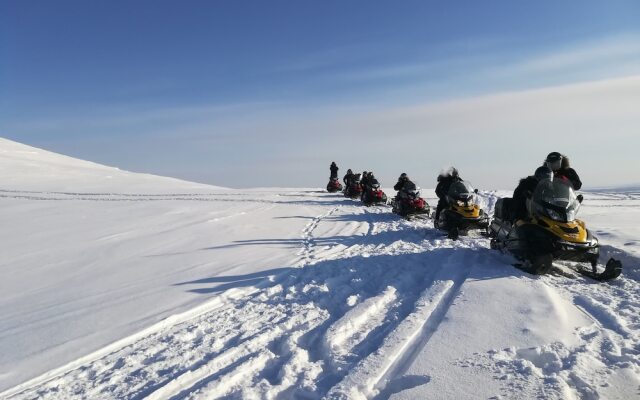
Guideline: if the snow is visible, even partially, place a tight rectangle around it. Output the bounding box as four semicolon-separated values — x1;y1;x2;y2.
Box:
1;137;638;399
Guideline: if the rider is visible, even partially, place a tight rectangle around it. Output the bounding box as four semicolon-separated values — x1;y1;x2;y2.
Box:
435;167;462;222
511;165;553;222
343;169;354;188
367;172;380;188
394;173;410;192
394;173;415;200
544;152;582;190
360;171;370;200
330;162;339;180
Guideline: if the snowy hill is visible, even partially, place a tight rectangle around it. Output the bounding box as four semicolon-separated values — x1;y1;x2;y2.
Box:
0;138;638;399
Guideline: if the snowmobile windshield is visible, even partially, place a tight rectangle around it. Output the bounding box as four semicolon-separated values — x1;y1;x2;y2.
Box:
408;186;420;198
531;179;580;222
404;181;417;191
371;183;380;189
447;181;476;205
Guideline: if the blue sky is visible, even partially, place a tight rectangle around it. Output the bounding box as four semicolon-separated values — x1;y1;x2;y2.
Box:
2;1;640;189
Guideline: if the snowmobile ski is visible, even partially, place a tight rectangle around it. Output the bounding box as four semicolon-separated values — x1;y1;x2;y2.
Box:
573;258;622;281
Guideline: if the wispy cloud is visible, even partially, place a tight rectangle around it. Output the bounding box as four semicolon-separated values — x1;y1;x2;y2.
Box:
277;33;640;104
484;35;640;81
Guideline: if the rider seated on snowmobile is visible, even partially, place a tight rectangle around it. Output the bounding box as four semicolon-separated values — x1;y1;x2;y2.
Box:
511;166;553;222
343;169;354;188
330;162;339;180
394;173;415;200
394;173;410;191
365;172;379;189
545;152;582;190
435;167;462;222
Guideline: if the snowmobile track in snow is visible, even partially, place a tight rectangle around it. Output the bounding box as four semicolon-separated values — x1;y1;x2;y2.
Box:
4;197;475;399
4;190;639;399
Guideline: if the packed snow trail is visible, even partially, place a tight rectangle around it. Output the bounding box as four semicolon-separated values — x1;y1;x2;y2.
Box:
5;190;638;399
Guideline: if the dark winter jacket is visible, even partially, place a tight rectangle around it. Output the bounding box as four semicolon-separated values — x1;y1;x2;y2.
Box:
394;177;409;191
360;174;370;188
512;176;539;221
395;179;416;193
330;163;339;179
343;172;354;187
556;168;582;190
435;175;461;200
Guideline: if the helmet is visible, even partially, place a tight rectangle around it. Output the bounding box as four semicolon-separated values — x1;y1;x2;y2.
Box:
347;169;352;174
534;166;553;181
400;173;407;179
545;152;563;171
545;152;562;162
451;167;459;178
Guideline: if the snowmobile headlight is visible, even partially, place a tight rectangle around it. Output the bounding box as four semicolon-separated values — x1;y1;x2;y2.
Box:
545;208;564;221
456;200;466;207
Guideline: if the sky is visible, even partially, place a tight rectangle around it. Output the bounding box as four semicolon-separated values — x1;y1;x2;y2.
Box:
1;0;640;189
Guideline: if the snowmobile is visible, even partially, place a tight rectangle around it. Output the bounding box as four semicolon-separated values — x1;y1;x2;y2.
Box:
391;184;430;219
326;177;343;193
344;175;364;199
435;180;489;239
489;178;622;281
362;181;388;206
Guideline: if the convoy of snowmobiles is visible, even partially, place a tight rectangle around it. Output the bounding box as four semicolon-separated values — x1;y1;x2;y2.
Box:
323;156;624;282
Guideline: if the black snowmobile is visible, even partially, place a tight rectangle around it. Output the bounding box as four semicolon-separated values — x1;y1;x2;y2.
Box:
489;179;622;281
362;181;388;206
435;180;489;239
391;183;430;219
326;177;343;193
344;174;363;199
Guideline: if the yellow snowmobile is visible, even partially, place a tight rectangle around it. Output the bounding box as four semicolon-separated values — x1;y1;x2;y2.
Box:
435;180;489;239
489;179;622;280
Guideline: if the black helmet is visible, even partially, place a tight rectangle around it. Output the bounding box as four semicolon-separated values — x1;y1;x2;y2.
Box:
347;169;353;174
451;167;459;178
545;152;563;171
534;166;553;181
400;173;407;179
545;152;562;162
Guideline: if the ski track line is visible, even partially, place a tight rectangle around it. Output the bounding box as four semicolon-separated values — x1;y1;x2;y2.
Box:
0;190;346;206
324;286;399;367
299;206;342;265
0;286;260;399
327;280;456;400
144;309;325;400
327;245;476;399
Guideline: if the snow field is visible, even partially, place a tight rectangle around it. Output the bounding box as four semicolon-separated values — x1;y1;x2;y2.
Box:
1;138;639;399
